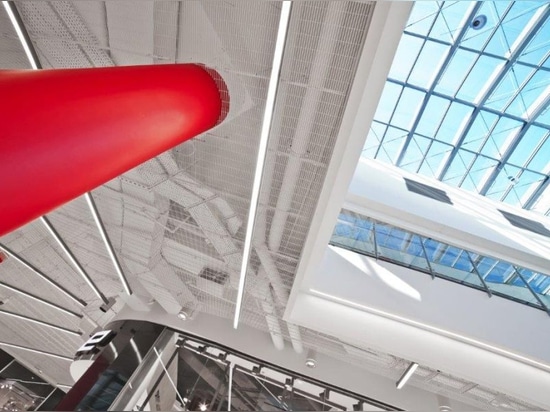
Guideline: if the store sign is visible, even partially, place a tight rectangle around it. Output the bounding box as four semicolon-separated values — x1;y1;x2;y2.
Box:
76;330;116;355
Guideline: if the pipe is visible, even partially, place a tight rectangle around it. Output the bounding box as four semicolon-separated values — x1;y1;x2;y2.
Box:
268;3;347;252
0;64;227;236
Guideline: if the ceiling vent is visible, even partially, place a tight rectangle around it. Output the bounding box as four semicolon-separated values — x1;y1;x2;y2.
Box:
498;209;550;238
197;267;229;298
404;178;453;205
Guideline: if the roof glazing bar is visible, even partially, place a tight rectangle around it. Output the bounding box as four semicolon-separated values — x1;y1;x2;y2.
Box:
513;267;550;317
478;92;550;196
394;2;482;167
438;5;550;181
386;78;546;129
524;176;550;210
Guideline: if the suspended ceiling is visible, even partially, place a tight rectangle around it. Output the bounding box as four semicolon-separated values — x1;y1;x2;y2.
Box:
0;1;547;410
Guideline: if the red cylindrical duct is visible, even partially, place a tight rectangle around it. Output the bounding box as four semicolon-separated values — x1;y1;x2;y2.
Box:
0;64;228;236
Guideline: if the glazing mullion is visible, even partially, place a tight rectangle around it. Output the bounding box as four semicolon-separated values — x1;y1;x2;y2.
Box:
386;78;546;129
395;3;483;167
439;6;550;181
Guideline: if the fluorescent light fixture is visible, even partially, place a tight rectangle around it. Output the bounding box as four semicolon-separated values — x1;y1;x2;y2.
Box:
0;280;81;319
310;289;550;372
0;308;81;336
0;243;86;307
40;216;108;304
85;193;132;295
234;1;292;329
396;362;418;389
0;341;73;361
1;1;38;70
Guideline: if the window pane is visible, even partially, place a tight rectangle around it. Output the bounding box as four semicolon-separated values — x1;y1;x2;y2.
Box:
409;41;450;88
457;55;504;101
390;87;425;130
435;101;473;144
406;2;440;37
416;95;451;138
374;82;402;124
436;49;478;97
388;34;424;81
462;111;498;152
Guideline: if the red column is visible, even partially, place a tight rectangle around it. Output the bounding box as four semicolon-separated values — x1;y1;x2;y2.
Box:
0;64;228;236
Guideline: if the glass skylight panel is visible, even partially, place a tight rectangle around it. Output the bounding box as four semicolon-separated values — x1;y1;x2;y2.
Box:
436;49;478;96
408;41;449;88
434;101;472;144
388;34;424;81
405;2;440;37
330;211;550;310
456;55;503;101
362;1;550;214
418;140;453;178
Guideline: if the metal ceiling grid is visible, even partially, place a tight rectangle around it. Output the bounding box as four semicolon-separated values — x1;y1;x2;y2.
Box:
0;1;543;409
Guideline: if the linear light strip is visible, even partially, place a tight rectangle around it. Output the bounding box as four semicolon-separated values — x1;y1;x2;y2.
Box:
0;309;81;336
396;362;418;389
40;216;109;304
0;341;73;361
0;243;87;307
0;280;82;319
310;289;550;372
85;193;132;295
1;1;39;70
233;1;292;329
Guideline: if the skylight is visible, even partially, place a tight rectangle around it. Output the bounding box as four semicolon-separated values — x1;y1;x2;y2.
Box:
362;1;550;216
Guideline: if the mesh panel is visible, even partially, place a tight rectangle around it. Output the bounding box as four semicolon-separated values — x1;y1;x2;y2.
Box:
0;2;541;410
0;5;33;69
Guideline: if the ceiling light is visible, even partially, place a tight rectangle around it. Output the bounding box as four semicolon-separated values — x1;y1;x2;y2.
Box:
305;348;317;368
233;1;292;329
305;358;316;368
40;216;108;304
0;341;72;361
0;309;81;336
0;280;81;319
85;193;132;295
0;243;86;307
177;311;188;321
199;403;208;411
1;1;38;70
396;362;418;389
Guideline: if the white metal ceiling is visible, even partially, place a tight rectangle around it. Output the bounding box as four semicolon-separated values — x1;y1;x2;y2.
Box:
0;1;541;410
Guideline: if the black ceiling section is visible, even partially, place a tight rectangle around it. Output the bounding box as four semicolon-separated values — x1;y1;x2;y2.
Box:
498;209;550;238
404;178;453;205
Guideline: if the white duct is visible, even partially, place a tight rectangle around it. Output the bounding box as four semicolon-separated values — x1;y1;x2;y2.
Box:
257;3;347;355
268;2;347;252
152;153;287;348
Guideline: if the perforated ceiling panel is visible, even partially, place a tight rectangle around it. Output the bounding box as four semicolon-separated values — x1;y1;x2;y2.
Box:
0;1;541;410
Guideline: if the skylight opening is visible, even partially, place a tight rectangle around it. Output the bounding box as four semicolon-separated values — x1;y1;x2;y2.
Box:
361;0;550;214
